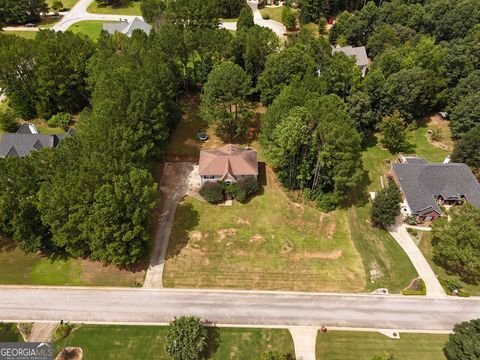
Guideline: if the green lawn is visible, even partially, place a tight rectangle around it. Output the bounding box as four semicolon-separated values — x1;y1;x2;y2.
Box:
88;0;142;16
418;232;480;296
0;324;23;342
316;331;448;360
47;0;79;9
164;165;367;292
67;20;108;41
0;235;144;286
56;325;294;360
410;120;450;163
259;6;285;23
0;31;37;39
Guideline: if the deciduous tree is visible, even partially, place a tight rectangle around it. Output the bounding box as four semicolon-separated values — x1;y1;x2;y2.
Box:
444;319;480;360
370;179;401;227
165;317;207;360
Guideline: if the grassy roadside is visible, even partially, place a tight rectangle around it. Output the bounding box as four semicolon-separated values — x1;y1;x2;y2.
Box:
55;325;294;360
259;6;285;22
316;331;448;360
0;324;23;342
418;232;480;296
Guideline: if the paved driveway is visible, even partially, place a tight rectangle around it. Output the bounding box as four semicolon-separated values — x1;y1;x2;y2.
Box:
143;162;196;288
388;223;446;297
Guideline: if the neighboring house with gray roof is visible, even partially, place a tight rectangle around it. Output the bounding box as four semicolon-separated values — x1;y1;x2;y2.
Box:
389;158;480;222
0;123;74;158
103;17;152;37
332;45;369;76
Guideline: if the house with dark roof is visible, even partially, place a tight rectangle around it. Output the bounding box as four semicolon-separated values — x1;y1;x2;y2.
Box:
103;17;152;37
199;144;258;185
0;123;74;159
332;45;369;76
389;157;480;222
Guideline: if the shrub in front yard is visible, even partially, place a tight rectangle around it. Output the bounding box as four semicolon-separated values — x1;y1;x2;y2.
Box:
200;182;224;203
405;214;418;225
233;176;259;202
47;112;71;131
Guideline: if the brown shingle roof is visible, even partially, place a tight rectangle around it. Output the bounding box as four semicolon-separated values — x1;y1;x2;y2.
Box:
199;144;258;177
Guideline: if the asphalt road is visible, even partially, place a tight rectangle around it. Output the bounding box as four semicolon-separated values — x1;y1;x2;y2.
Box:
0;287;479;331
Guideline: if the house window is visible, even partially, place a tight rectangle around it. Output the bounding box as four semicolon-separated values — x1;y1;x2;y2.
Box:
203;175;216;180
425;216;433;221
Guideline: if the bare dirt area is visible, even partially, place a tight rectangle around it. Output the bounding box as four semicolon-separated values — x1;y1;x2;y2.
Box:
425;115;453;150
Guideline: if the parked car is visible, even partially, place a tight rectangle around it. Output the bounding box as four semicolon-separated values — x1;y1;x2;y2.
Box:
197;129;208;141
25;23;36;27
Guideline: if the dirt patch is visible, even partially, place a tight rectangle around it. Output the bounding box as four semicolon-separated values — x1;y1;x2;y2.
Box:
56;347;83;360
281;242;294;253
325;221;336;240
236;218;251;225
250;234;264;243
425;115;453;150
291;249;342;260
189;231;205;241
217;228;237;241
79;259;145;285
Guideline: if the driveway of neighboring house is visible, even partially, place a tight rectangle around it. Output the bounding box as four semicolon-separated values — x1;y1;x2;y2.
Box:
387;222;446;297
220;0;286;37
289;327;318;360
28;322;57;342
143;162;197;288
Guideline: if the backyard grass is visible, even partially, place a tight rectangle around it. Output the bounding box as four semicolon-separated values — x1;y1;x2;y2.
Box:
259;6;286;23
88;0;142;16
1;31;37;39
418;231;480;296
0;235;145;286
316;331;449;360
55;325;294;360
0;323;23;342
67;20;107;41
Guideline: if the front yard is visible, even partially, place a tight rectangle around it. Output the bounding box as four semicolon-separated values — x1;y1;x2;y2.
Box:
0;235;145;286
67;20;107;41
55;325;294;360
87;0;142;16
316;331;448;360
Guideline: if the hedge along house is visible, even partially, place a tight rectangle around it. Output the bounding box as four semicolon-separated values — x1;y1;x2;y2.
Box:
389;156;480;222
199;144;258;185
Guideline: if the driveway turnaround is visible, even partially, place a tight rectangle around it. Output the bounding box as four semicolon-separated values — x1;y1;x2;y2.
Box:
0;287;478;331
143;162;196;288
388;223;446;297
52;0;140;32
220;1;286;37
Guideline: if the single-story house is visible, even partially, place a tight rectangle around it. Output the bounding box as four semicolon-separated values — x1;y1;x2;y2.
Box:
103;17;152;37
332;45;369;76
389;157;480;222
199;144;258;185
0;124;75;158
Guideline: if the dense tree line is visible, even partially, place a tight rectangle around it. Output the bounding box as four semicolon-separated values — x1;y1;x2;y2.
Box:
0;0;48;25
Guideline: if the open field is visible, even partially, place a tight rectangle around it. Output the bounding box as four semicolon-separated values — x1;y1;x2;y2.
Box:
316;331;448;360
67;20;106;40
56;325;294;360
0;323;23;342
88;0;142;16
418;231;480;296
0;235;144;286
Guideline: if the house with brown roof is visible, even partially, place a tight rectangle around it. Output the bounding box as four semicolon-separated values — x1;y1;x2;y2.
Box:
199;144;258;185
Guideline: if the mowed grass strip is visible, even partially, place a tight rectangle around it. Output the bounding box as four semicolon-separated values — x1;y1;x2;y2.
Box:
55;325;294;360
87;0;142;16
316;331;448;360
0;236;145;286
164;166;366;292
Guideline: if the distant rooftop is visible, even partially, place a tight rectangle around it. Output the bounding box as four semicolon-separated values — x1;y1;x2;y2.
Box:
332;45;369;76
103;17;152;37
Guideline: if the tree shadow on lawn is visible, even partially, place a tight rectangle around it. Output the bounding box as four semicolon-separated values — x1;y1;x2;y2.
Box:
203;327;221;360
166;202;200;259
239;161;267;205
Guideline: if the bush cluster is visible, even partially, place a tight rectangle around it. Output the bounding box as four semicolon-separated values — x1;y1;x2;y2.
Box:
200;177;259;203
